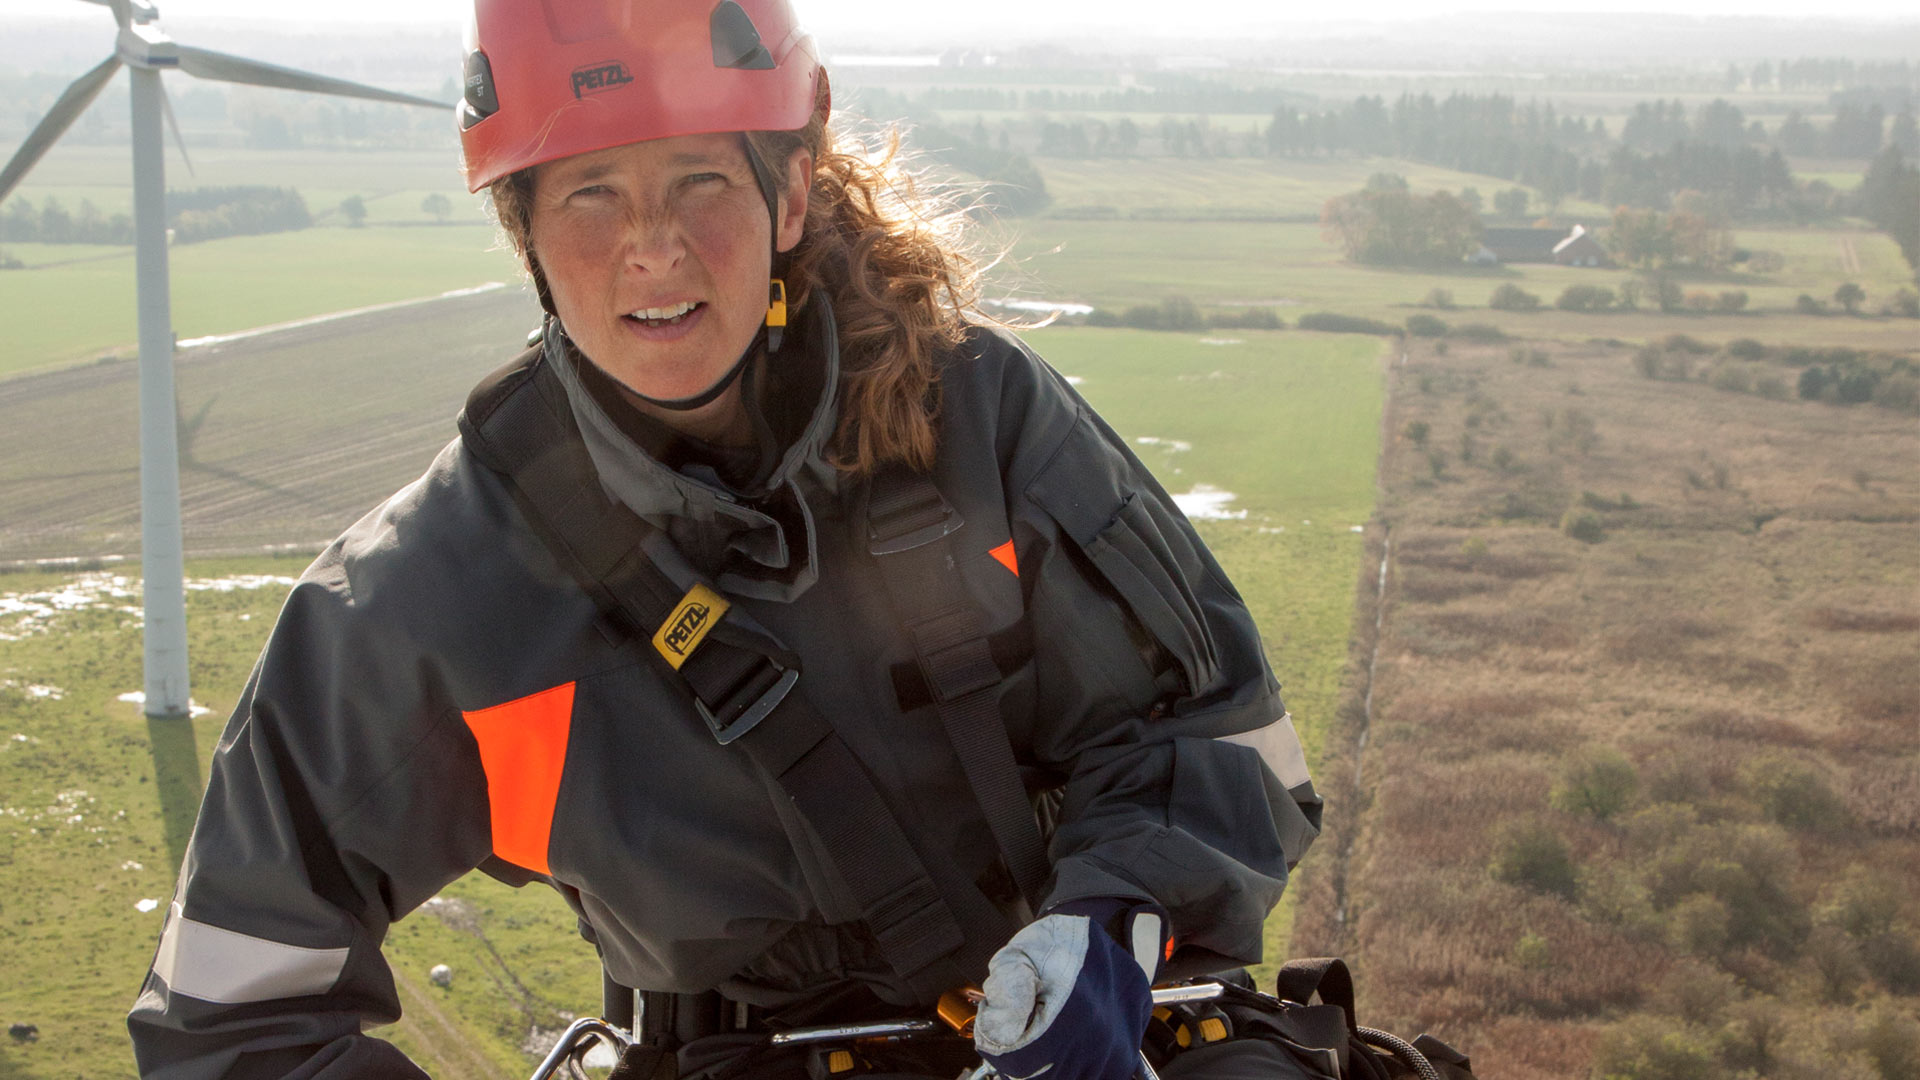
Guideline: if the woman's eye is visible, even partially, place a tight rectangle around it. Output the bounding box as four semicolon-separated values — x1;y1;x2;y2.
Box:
684;172;726;187
570;184;611;199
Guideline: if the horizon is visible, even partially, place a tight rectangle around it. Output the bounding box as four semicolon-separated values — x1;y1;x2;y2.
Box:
7;0;1920;33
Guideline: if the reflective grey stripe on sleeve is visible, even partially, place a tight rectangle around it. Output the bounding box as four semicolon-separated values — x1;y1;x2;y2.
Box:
151;901;350;1005
1220;711;1312;790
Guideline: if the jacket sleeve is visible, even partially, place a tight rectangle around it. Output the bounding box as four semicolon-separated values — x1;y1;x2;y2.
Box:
1005;363;1323;976
128;559;494;1079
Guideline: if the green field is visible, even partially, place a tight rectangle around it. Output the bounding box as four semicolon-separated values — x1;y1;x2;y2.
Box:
0;225;521;375
0;326;1387;1078
1026;153;1614;221
994;217;1920;351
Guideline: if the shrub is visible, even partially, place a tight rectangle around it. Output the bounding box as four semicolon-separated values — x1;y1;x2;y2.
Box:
1798;366;1828;399
1864;930;1920;994
1859;1003;1920;1080
1715;290;1748;313
1581;491;1636;511
1207;307;1283;330
1085;308;1121;327
1460;536;1490;561
1669;893;1732;955
1814;865;1904;939
1652;276;1685;313
1489;283;1541;311
1561;509;1605;543
1557;283;1616;312
1118;296;1206;331
1708;363;1752;394
1795;293;1827;315
1450;322;1508;342
1405;313;1449;337
1725;337;1766;360
1805;924;1868;1003
1296;312;1401;335
1661;333;1712;354
1510;931;1553;969
1684;290;1716;312
1489;817;1578;899
1652;960;1739;1027
1754;375;1789;400
1633;347;1663;379
1404;420;1430;446
1551;746;1638;819
1736;754;1849;832
1873;372;1920;412
1433;340;1449;355
1590;1015;1727;1080
1423;287;1455;310
1892;288;1920;318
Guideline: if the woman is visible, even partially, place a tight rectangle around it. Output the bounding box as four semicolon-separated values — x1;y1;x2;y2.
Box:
128;1;1322;1077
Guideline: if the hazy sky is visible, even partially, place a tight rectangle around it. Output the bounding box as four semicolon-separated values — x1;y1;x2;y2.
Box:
7;0;1919;34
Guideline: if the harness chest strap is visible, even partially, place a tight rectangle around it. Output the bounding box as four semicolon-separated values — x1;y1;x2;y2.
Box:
864;466;1050;910
457;352;1000;998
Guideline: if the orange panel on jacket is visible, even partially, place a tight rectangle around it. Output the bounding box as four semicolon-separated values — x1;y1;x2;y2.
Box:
460;682;576;875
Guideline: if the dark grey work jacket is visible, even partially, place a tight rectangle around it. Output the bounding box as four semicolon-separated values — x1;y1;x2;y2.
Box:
127;308;1323;1079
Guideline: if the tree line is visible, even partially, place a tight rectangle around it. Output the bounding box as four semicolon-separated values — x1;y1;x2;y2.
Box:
0;186;312;245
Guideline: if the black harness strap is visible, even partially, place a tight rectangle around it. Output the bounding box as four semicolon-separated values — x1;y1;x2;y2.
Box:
865;467;1051;909
458;352;975;999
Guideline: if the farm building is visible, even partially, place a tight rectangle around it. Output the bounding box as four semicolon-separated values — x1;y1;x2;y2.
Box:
1470;224;1610;267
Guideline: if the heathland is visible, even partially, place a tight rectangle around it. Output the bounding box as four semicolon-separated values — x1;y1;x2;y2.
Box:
1291;334;1919;1079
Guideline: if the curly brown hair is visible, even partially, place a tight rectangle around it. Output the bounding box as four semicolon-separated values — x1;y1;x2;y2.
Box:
486;79;984;476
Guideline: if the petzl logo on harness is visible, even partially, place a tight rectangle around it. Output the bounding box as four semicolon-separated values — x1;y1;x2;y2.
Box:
653;583;729;670
571;60;633;99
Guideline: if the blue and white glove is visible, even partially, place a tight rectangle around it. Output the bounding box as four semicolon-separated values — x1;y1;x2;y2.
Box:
973;900;1167;1080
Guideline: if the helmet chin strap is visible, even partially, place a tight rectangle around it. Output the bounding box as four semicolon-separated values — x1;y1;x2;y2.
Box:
628;134;788;414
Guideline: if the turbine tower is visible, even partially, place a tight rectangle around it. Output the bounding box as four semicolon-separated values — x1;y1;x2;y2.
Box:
0;0;450;719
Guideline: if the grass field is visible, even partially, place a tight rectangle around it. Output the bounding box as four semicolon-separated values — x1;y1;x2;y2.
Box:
994;217;1920;351
0;324;1388;1079
0;225;521;375
1026;154;1614;221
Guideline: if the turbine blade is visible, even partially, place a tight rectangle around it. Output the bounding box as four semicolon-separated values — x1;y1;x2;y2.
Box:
71;0;134;29
159;76;196;178
0;55;123;205
173;45;450;110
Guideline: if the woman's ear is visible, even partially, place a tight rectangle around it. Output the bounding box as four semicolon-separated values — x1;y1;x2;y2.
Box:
776;148;813;254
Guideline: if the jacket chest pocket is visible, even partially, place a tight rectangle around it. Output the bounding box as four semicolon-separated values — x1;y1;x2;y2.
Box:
1026;413;1225;703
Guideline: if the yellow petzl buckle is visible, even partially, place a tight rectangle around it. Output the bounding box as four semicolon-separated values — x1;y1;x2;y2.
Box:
652;583;729;670
766;278;789;329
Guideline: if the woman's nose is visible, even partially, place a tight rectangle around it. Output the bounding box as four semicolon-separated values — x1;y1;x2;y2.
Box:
622;207;685;273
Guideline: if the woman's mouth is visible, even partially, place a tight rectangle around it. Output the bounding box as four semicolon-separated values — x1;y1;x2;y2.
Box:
625;301;704;328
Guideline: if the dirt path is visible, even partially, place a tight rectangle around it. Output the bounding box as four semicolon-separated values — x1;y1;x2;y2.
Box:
1839;234;1862;274
391;967;516;1080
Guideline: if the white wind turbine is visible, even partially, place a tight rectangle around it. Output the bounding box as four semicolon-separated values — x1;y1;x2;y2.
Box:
0;0;451;719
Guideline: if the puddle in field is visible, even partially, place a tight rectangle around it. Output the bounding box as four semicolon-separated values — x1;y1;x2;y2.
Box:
988;299;1095;317
1173;485;1248;521
117;691;213;719
0;572;296;640
1;680;65;700
1135;437;1193;452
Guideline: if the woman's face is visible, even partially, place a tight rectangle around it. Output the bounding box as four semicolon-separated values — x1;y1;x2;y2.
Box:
528;132;809;435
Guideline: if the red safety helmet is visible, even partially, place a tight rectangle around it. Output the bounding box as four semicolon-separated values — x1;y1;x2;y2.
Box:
459;0;825;192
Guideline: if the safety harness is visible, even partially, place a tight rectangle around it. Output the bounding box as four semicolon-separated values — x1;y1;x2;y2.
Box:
457;343;1045;1018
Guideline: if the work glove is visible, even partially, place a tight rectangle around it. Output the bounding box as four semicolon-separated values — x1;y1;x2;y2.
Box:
973;900;1167;1080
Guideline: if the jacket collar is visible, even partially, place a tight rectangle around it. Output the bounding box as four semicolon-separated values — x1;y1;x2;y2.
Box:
543;295;842;603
